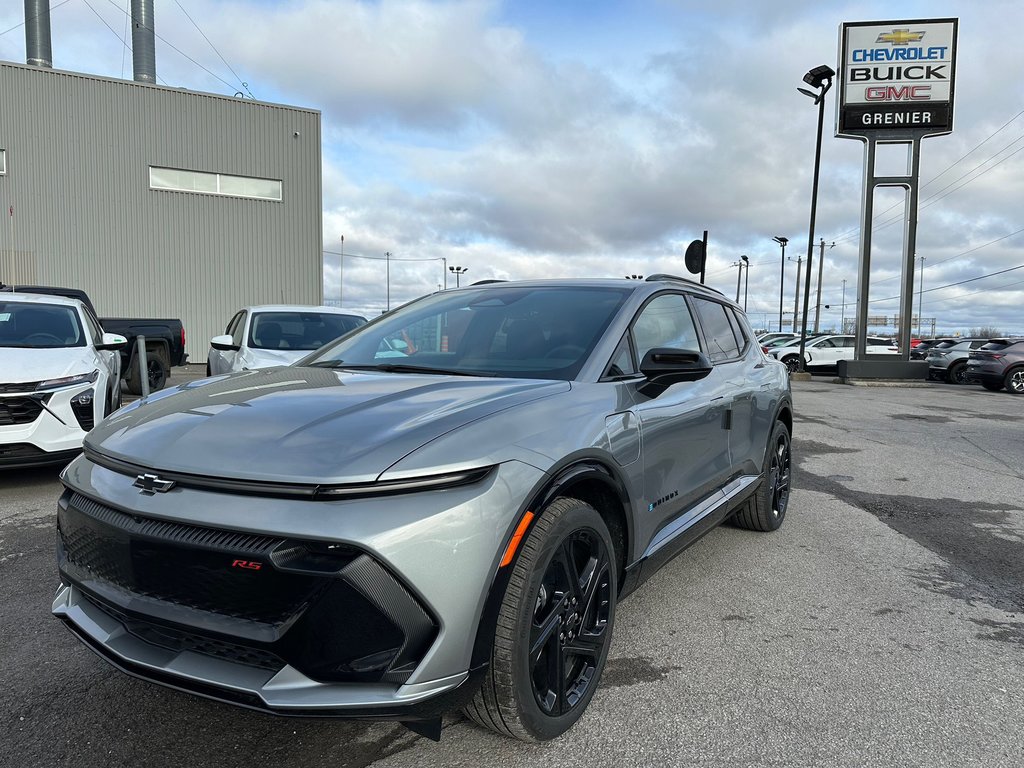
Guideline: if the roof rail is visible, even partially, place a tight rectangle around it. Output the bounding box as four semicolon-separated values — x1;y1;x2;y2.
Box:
470;279;507;285
644;273;725;297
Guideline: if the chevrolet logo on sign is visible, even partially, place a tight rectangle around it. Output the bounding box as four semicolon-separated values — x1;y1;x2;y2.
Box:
875;28;926;45
134;473;176;494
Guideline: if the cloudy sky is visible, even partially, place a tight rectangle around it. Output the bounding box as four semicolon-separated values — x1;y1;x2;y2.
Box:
2;0;1022;335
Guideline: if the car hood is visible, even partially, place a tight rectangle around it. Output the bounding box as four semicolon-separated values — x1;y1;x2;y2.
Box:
0;347;96;383
85;366;569;484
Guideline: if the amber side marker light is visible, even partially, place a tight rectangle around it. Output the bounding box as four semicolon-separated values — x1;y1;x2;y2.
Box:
500;511;535;567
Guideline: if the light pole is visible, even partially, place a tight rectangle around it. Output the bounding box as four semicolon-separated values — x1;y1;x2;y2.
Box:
795;63;835;373
789;255;802;332
449;265;468;287
841;278;847;333
917;255;925;338
773;236;788;332
442;256;448;289
741;255;749;310
339;235;344;307
813;239;835;333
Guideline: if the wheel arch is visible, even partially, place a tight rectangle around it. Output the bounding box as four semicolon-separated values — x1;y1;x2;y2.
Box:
468;457;634;670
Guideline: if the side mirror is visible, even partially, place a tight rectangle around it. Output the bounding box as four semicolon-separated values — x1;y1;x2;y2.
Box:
638;347;713;396
96;333;128;351
211;334;240;351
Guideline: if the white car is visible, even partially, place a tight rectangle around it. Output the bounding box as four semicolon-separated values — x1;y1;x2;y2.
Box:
767;334;898;373
207;305;367;375
0;293;126;468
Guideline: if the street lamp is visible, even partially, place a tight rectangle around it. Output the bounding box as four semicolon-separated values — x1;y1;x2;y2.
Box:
795;63;835;373
741;255;749;310
773;236;788;332
449;265;468;287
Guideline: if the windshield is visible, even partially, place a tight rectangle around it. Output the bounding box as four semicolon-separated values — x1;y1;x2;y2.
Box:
249;311;366;351
299;285;631;380
0;302;86;348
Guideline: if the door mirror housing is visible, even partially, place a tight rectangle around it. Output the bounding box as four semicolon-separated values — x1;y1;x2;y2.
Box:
638;347;713;396
95;333;128;351
211;334;240;351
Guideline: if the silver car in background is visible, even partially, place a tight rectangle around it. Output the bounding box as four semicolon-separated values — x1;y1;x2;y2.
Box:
53;277;792;742
207;305;367;375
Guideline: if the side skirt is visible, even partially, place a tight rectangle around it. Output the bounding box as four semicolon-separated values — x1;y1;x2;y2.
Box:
621;474;762;596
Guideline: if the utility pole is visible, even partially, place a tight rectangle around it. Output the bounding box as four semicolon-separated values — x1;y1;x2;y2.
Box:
386;251;391;312
735;260;743;303
339;235;344;307
813;239;834;333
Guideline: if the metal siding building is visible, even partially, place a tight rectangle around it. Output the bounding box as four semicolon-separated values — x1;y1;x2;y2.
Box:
0;61;322;361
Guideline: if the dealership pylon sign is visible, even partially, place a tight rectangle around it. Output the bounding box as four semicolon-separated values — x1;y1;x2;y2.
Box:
838;18;958;138
836;18;958;372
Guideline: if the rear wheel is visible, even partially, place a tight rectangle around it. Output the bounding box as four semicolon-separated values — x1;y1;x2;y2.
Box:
946;361;968;384
464;497;617;741
1005;368;1024;395
126;348;170;395
734;420;791;532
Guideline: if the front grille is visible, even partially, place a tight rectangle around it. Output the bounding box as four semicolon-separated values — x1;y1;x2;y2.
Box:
57;490;439;684
0;381;40;394
0;394;49;425
59;493;324;625
92;598;285;671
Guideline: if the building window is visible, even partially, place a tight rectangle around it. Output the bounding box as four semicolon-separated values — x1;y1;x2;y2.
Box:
149;166;282;201
0;149;6;175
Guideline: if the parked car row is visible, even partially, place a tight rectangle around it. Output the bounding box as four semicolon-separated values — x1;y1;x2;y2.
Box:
1;287;368;467
757;333;899;373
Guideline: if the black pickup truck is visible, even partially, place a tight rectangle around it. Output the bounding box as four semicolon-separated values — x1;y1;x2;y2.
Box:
2;285;187;394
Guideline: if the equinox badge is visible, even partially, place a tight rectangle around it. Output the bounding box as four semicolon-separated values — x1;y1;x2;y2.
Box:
133;473;176;494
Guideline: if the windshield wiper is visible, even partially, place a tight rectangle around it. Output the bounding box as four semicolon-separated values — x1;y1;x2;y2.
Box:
306;362;491;377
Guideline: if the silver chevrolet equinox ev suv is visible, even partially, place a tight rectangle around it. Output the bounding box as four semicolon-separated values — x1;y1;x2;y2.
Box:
53;276;793;742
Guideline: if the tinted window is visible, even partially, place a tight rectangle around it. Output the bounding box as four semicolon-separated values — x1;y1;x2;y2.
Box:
691;298;740;362
725;308;750;352
250;312;367;351
604;334;636;378
227;311;246;345
980;340;1012;351
0;302;85;348
303;286;630;381
632;294;700;363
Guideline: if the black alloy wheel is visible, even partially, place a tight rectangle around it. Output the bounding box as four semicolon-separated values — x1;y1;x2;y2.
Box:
529;529;613;717
464;497;617;741
734;420;791;532
783;356;801;374
947;361;968;385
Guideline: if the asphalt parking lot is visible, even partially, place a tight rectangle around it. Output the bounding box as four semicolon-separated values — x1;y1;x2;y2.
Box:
2;374;1023;767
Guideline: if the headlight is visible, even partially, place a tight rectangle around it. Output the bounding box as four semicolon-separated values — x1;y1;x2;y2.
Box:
37;370;99;391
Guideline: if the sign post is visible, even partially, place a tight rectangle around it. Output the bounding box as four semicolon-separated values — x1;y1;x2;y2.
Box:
836;18;957;365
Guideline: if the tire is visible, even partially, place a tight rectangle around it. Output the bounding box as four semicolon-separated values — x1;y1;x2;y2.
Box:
734;420;791;532
982;381;1003;392
1005;367;1024;395
782;355;801;374
206;361;212;377
946;361;968;385
126;348;170;395
464;497;617;742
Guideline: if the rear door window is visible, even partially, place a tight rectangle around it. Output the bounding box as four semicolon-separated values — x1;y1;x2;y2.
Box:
691;298;741;362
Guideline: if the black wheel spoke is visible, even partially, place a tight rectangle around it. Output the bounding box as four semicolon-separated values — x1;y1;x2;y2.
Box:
564;627;605;658
558;540;583;600
530;599;565;662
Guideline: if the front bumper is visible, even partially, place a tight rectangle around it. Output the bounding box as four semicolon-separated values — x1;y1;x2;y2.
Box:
53;454;544;715
0;383;94;467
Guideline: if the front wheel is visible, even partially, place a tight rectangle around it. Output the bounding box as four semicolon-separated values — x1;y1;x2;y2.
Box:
782;356;801;374
464;497;617;741
734;420;791;532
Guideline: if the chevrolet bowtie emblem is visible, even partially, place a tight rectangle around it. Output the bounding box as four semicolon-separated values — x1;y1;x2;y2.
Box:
876;28;926;46
134;473;176;494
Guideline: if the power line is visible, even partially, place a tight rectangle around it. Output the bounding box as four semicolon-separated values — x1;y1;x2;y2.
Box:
0;0;75;37
869;262;1024;305
171;0;254;98
100;0;242;93
323;249;443;263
